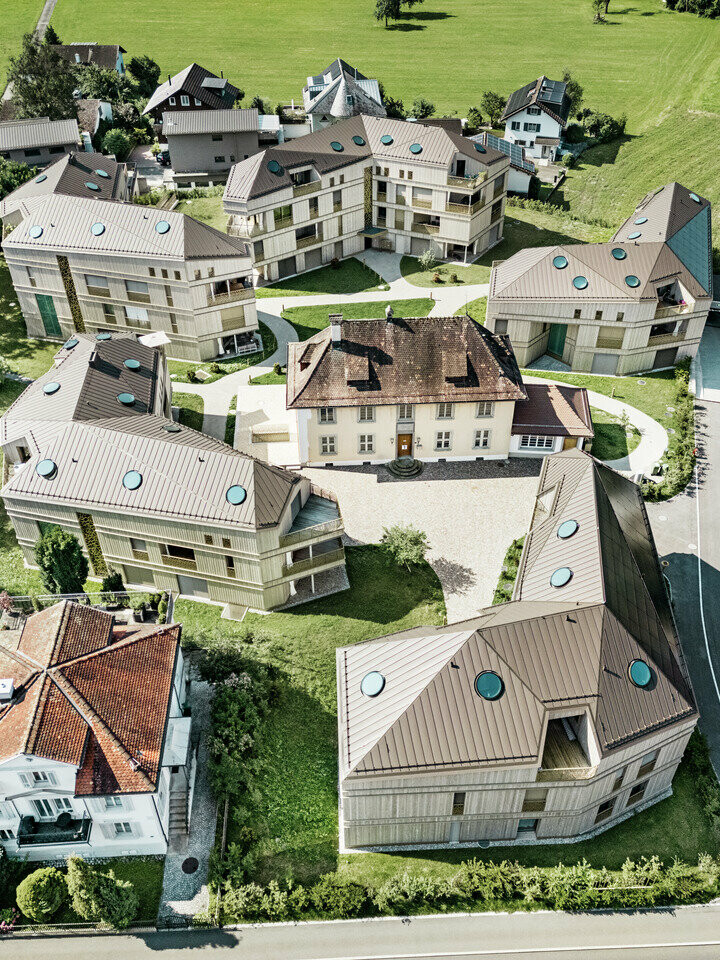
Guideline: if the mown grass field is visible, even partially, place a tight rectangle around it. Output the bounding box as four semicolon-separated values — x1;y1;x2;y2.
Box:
282;296;434;340
0;0;43;85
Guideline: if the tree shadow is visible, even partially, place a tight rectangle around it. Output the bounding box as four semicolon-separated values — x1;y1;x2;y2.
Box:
432;556;477;596
386;9;456;29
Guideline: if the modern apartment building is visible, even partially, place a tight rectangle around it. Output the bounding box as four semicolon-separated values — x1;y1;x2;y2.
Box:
486;183;712;374
302;58;386;132
224;115;510;284
286;314;593;465
163;108;261;186
0;600;190;860
0;117;80;167
2;194;259;361
501;77;570;164
337;449;697;849
0;334;346;614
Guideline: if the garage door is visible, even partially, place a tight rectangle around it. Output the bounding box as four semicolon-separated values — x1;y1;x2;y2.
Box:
304;247;322;271
123;564;155;587
411;237;431;256
277;256;297;279
654;347;678;369
176;574;210;598
591;353;619;375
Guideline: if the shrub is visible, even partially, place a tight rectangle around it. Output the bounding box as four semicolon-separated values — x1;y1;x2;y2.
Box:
34;528;89;595
310;875;368;918
450;272;459;283
101;571;124;594
66;856;138;930
186;368;197;382
373;870;456;912
273;362;282;376
418;249;439;272
157;597;168;623
432;272;442;283
16;867;66;922
381;524;430;568
209;362;222;374
102;128;132;160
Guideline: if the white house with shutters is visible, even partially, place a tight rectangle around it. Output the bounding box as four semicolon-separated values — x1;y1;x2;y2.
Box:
501;77;571;164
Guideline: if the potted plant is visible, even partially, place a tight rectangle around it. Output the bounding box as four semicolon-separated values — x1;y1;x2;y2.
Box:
130;597;147;623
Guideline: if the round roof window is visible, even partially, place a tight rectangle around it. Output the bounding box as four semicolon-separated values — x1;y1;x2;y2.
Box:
409;143;423;155
43;381;61;395
95;169;110;178
117;392;135;406
163;422;181;433
36;459;57;480
91;222;105;236
629;658;652;688
572;276;588;290
226;484;247;505
611;247;627;260
474;142;486;154
124;358;141;371
85;181;100;192
557;519;579;539
64;338;79;350
330;140;344;152
634;217;648;225
553;255;568;270
267;159;283;175
628;231;641;240
689;192;701;203
380;134;394;145
35;174;47;183
625;275;641;288
95;332;111;341
29;225;43;239
352;135;366;146
155;220;171;235
122;470;142;491
360;671;385;698
475;671;504;701
550;566;573;588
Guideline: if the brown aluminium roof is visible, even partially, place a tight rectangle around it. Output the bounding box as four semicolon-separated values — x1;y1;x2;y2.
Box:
511;383;593;438
287;316;527;408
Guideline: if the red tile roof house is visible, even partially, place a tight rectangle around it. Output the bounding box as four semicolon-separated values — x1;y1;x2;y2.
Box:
0;600;192;860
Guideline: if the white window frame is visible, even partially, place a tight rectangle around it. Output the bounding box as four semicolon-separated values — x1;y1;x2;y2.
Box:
168;96;176;106
318;407;336;424
519;435;554;449
358;405;375;422
474;429;491;450
511;120;520;131
194;97;202;106
358;434;374;454
32;799;54;819
125;305;149;323
180;95;190;106
125;279;149;296
397;403;413;421
105;796;123;809
320;435;336;456
114;821;132;835
53;798;73;813
476;401;494;418
435;430;452;451
85;273;110;295
436;402;454;420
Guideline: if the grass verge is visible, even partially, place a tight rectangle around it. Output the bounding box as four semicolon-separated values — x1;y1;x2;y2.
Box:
173;392;204;431
255;259;384;299
590;407;641;461
0;256;62;381
455;297;487;324
249;369;286;385
224;394;237;445
282;297;434;341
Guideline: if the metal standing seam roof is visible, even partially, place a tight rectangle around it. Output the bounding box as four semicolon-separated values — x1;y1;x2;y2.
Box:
0;117;80;152
143;63;241;115
305;72;386;120
162;107;260;136
511;383;593;438
612;182;711;245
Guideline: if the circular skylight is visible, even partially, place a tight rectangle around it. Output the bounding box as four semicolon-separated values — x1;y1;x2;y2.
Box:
625;275;641;288
91;222;105;236
85;181;100;192
36;459;57;480
572;276;588;290
409;143;423;155
475;671;504;701
117;392;135;406
163;422;181;433
634;217;648;225
380;134;394;145
360;671;385;698
95;169;110;178
553;255;568;270
64;338;79;350
124;358;141;371
557;519;579;539
267;159;283;175
155;220;171;235
629;658;652;688
352;135;366;146
122;470;142;491
29;225;43;239
35;174;47;183
474;142;486;154
611;247;627;260
689;192;701;203
550;566;573;588
330;141;344;152
628;231;641;240
43;382;61;395
95;332;111;341
226;484;247;505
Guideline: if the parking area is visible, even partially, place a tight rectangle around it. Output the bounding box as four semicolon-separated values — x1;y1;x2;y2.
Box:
302;459;542;621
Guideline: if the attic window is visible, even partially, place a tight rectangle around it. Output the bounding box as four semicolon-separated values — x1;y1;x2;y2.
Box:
611;247;627;261
267;160;284;175
474;143;486;154
85;181;100;192
95;169;110;179
572;276;588;290
380;134;394;145
155;220;171;235
95;332;111;341
43;381;61;395
634;217;648;225
474;671;504;701
91;222;105;236
163;423;181;433
36;459;58;480
625;275;641;288
124;358;141;371
360;671;385;697
29;225;43;239
352;135;366;146
409;143;422;155
689;193;701;203
226;484;247;505
550;566;573;588
117;392;135;406
557;519;578;539
35;174;47;183
628;231;641;240
552;256;568;270
64;338;79;350
628;659;652;688
330;141;344;152
122;470;142;491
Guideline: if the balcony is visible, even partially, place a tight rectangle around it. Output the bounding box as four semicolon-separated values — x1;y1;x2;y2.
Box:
445;199;485;216
282;545;345;579
228;217;266;239
280;493;343;548
412;221;440;236
86;285;110;298
332;201;342;213
18;815;91;847
206;282;254;308
273;215;294;231
161;552;197;572
296;225;323;249
131;549;149;562
411;197;433;210
536;719;593;783
648;332;684;347
654;303;690;320
596;337;625;350
293;180;321;198
447;172;486;190
126;290;151;304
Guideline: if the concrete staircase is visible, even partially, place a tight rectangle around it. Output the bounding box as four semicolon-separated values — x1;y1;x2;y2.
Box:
168;788;189;852
387;456;423;478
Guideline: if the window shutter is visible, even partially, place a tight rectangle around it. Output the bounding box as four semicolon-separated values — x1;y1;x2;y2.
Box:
131;821;142;838
100;822;115;840
46;771;58;785
123;797;134;812
18;773;31;788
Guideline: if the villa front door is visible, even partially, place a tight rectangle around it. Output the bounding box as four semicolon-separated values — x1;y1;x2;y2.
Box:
547;323;567;361
397;434;413;458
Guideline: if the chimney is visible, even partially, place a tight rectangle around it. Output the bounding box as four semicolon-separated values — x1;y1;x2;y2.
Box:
329;313;343;345
0;679;14;702
75;52;81;64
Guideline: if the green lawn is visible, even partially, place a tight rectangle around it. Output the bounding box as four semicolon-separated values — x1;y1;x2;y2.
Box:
173;391;204;431
282;296;434;341
456;297;487;325
0;0;42;85
225;393;237;445
255;259;384;299
249;369;286;385
176;195;227;233
167;321;277;383
0;257;61;381
590;407;641;461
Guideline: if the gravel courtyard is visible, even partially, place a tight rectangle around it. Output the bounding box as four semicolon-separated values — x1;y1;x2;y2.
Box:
303;459;542;621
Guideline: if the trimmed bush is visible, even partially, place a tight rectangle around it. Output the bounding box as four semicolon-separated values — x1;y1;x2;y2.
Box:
16;867;66;922
310;875;368;917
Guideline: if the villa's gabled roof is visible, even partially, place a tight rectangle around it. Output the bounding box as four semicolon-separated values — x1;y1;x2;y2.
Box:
0;601;180;795
307;58;369;87
143;63;241;115
51;43;125;70
0;117;79;152
162;107;259;136
501;76;571;126
511;383;593;438
471;132;535;176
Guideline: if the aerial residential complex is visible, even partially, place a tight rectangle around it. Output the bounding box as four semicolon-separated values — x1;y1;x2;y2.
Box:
302;58;386;131
501;76;570;164
2;194;259;361
337;449;697;849
0;600;190;860
0;117;80;167
286;314;593;465
0;333;347;613
487;182;712;374
224;115;510;283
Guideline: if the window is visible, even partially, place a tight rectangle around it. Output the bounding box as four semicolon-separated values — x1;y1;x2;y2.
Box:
214;155;225;163
358;434;374;454
27;266;37;287
474;429;491;450
627;781;648;807
436;402;454;420
476;401;494;418
650;321;676;339
194;269;201;280
32;771;50;784
318;407;336;424
165;543;195;561
612;767;627;793
527;106;541;115
320;435;336;456
170;314;178;334
125;279;150;302
397;403;413;421
149;267;156;277
519;435;554;449
114;821;132;835
451;792;466;816
399;169;405;178
617;312;625;322
517;818;538;833
595;310;603;321
225;556;235;577
222;537;231;549
358;405;375;422
435;430;452;451
376;205;386;226
54;798;72;813
168;96;176;105
377;180;387;198
180;95;190;106
510;121;520;131
85;273;110;296
24;148;41;158
522;788;548;812
495;318;508;335
161;268;168;279
209;133;223;143
0;829;13;841
130;537;148;558
329;177;335;187
194;98;202;106
595;798;615;824
124;305;150;327
105;796;123;809
523;122;541;133
204;534;214;545
102;303;116;323
339;175;344;184
165;285;174;306
274;204;293;227
638;750;658;778
32;799;54;819
407;171;413;180
174;271;181;280
333;190;342;211
573;309;582;320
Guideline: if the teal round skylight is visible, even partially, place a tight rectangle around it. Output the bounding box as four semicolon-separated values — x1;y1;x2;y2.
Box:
91;222;105;236
625;275;641;288
634;217;648;225
124;358;141;371
35;174;47;183
557;519;579;539
330;141;344;152
550;566;573;588
475;671;504;701
163;422;181;433
409;143;423;155
380;134;393;145
43;382;60;395
95;332;111;341
629;658;652;688
689;192;701;203
628;231;641;240
95;169;110;178
611;247;627;260
36;459;57;480
474;142;486;154
572;276;588;290
85;181;100;192
64;338;79;350
360;671;385;698
29;225;43;239
122;470;142;490
226;484;247;505
267;159;283;175
352;135;366;146
553;255;568;270
155;220;171;235
117;392;135;406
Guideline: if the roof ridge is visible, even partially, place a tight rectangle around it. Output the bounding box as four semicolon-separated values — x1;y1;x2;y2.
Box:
52;621;180;672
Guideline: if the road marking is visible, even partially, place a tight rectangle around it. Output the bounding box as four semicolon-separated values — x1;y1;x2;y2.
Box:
311;941;720;960
694;459;720;709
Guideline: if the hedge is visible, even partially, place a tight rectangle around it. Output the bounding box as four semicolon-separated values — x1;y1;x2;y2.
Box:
492;535;525;604
642;359;695;501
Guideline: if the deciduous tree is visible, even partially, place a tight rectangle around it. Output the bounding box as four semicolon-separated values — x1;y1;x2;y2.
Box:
8;34;77;120
411;97;434;119
561;70;584;117
381;524;430;569
0;157;35;201
480;90;506;127
127;55;161;99
102;128;132;160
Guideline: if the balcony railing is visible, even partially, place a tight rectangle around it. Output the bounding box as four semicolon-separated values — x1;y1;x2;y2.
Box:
445;199;485;216
279;516;344;548
281;547;345;579
86;285;110;298
160;553;197;571
654;303;690;320
132;549;149;562
126;290;151;304
395;195;407;206
296;226;323;249
648;332;684;347
273;215;294;230
411;197;433;210
447;172;486;189
596;337;625;350
293;180;321;198
333;201;342;213
536;766;593;782
412;222;440;235
229;218;266;239
206;286;254;308
18;816;92;847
